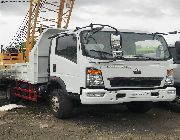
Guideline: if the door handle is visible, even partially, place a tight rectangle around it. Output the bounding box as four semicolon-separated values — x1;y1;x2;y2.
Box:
53;64;56;72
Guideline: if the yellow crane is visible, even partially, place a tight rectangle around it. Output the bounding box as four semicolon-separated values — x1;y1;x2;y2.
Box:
0;0;75;67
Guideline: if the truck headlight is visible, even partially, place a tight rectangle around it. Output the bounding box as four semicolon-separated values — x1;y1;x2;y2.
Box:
165;69;174;85
86;68;104;87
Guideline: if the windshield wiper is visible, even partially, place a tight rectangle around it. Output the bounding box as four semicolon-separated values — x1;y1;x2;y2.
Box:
89;50;129;61
90;50;112;56
89;50;116;60
132;55;157;60
89;50;112;55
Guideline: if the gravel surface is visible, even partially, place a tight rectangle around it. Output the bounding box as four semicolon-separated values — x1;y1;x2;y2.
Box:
0;93;180;140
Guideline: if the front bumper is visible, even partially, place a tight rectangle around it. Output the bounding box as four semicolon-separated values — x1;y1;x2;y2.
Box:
80;87;176;104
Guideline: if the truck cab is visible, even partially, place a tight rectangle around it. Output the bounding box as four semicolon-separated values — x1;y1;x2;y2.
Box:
48;24;176;118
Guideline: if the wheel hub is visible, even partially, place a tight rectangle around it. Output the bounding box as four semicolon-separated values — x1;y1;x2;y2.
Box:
51;96;60;112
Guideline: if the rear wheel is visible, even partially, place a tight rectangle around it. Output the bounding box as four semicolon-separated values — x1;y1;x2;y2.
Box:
126;102;152;113
50;89;73;119
6;86;19;103
6;87;11;101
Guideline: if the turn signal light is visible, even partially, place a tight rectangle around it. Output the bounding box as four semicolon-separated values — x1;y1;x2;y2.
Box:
87;69;102;75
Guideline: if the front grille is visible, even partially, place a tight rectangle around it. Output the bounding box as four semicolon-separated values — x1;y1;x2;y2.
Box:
108;77;163;87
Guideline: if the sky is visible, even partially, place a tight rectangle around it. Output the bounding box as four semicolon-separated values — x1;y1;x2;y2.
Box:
0;0;180;47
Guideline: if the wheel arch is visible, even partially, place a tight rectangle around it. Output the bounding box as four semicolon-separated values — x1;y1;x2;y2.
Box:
47;77;68;94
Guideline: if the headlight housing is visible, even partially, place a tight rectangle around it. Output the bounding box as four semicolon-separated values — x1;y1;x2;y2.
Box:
165;69;174;86
86;68;104;88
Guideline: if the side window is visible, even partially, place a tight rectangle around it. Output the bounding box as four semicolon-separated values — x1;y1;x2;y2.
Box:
56;34;77;63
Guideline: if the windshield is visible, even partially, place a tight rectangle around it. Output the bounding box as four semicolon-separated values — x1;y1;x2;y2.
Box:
121;33;170;60
81;30;170;61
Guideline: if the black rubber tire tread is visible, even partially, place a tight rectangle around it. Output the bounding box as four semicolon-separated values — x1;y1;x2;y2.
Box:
6;86;19;103
168;87;180;113
126;102;152;113
168;96;180;113
50;89;73;119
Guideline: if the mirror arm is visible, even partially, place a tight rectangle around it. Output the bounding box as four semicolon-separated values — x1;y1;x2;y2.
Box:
120;35;122;47
118;31;122;47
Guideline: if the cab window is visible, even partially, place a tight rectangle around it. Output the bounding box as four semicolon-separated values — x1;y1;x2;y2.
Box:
56;34;77;63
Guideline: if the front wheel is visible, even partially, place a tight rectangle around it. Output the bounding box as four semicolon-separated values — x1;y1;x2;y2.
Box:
50;89;73;119
168;95;180;112
126;102;152;113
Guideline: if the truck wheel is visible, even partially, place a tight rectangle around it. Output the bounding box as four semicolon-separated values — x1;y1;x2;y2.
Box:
168;95;180;112
50;89;73;119
126;102;152;113
6;87;19;103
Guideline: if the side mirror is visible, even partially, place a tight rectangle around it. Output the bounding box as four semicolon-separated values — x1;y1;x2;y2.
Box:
175;41;180;60
111;33;121;50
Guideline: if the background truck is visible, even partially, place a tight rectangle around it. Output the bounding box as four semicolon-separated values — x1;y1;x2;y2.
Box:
168;41;180;111
0;24;176;119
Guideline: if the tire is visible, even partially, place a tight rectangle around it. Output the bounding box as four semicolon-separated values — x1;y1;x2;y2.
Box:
168;95;180;112
50;89;73;119
126;102;152;113
6;86;19;103
168;86;180;112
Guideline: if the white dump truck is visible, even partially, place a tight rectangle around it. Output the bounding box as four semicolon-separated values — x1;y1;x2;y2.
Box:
0;24;176;118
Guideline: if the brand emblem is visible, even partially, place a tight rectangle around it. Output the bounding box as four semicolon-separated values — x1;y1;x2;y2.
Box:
133;68;141;74
107;65;131;69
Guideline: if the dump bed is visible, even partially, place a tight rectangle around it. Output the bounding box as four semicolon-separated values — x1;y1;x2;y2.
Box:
0;28;61;84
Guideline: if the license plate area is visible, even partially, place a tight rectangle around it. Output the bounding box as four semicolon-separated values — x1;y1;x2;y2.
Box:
130;92;151;98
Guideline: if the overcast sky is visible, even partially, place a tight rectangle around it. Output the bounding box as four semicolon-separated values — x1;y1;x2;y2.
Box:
0;0;180;46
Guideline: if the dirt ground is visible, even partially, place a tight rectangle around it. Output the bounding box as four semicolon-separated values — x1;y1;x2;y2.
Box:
0;93;180;140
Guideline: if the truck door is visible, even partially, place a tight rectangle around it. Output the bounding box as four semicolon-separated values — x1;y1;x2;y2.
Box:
50;34;80;93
